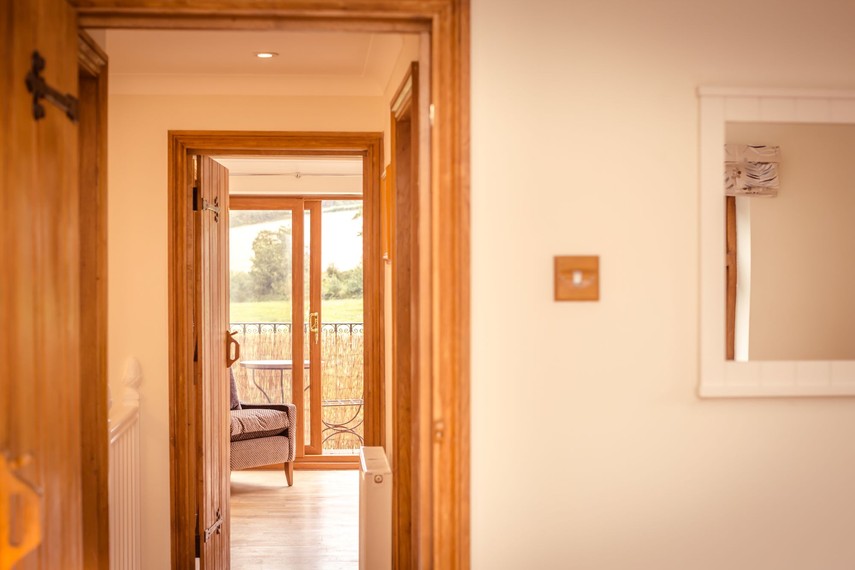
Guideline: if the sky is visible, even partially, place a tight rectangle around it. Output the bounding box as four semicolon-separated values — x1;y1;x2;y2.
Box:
229;207;363;274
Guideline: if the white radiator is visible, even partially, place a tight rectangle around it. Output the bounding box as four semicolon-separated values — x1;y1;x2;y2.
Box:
109;358;142;570
359;446;392;570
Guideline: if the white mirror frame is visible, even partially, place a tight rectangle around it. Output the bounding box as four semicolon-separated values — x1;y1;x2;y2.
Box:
699;87;855;397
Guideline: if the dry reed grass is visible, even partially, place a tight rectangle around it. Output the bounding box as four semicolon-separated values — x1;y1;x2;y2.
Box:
231;324;364;453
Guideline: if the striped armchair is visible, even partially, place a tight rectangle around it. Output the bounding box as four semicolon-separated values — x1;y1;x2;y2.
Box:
230;369;296;486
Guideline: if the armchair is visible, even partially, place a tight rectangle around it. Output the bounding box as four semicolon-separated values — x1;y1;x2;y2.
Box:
229;369;296;486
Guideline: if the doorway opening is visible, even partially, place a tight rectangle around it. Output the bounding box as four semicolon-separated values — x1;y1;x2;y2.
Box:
222;155;371;565
223;157;369;460
93;23;400;566
168;131;384;567
73;4;469;568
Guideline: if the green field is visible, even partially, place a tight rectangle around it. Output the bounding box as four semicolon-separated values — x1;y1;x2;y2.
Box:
229;298;363;323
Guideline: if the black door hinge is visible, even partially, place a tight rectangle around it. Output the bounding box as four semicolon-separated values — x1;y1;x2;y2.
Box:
25;51;79;123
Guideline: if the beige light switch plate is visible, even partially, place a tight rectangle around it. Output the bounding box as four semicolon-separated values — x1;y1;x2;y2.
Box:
554;256;599;301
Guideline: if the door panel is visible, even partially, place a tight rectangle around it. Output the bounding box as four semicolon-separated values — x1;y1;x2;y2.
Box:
390;61;422;570
1;0;83;568
196;156;230;568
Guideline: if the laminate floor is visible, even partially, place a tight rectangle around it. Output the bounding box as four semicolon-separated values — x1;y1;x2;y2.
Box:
230;469;358;569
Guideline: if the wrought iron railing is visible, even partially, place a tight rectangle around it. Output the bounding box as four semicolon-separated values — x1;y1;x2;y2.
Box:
229;322;363;336
228;321;364;453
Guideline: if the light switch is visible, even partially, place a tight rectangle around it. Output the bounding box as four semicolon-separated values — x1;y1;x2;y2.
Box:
554;256;599;301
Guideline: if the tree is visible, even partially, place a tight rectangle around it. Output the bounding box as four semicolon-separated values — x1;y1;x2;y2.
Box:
229;270;253;302
249;226;292;300
321;262;363;300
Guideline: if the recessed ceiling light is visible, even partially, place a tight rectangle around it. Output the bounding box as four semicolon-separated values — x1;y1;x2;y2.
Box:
255;52;278;59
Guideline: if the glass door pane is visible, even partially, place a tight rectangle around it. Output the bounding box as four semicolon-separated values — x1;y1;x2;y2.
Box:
228;200;306;456
229;209;294;404
320;200;364;455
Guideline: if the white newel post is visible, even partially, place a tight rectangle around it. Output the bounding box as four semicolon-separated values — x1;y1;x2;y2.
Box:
109;357;143;570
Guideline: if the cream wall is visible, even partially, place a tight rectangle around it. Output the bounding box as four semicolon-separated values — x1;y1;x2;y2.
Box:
108;94;385;568
471;1;855;569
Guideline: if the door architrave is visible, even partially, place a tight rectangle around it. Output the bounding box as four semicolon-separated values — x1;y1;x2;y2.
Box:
76;2;470;568
167;131;384;568
78;29;110;570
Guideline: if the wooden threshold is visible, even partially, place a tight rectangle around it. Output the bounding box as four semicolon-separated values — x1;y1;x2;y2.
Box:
296;455;360;468
247;455;360;471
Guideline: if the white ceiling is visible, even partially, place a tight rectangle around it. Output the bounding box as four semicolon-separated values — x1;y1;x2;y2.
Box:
101;29;412;96
96;29;401;190
214;156;363;195
216;156;362;176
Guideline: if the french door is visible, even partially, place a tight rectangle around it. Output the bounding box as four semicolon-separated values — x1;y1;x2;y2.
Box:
229;196;364;458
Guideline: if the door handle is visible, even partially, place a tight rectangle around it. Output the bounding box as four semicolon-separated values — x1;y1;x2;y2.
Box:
310;312;320;345
1;452;42;569
226;330;241;368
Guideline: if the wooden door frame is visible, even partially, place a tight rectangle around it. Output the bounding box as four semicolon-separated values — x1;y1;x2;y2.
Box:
78;29;110;570
76;2;470;568
230;194;368;466
167;131;384;567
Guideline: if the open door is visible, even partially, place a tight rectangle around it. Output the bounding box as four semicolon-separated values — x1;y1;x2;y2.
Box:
390;61;426;570
194;155;231;568
1;1;85;567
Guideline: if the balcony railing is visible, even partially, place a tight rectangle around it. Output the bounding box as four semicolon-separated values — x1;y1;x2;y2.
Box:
229;322;364;336
229;321;364;452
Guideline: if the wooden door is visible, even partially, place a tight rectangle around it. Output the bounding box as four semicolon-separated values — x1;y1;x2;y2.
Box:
195;156;231;568
1;0;84;568
390;61;425;570
304;197;367;459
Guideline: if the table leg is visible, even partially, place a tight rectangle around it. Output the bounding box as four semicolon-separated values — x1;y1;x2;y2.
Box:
250;369;273;404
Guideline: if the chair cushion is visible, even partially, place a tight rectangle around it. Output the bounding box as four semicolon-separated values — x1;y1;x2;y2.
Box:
230;408;289;442
229;369;242;411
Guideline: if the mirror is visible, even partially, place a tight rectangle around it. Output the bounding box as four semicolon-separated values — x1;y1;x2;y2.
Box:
699;88;855;397
725;122;855;362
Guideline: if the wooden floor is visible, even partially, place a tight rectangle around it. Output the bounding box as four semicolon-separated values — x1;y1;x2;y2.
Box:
230;469;359;569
